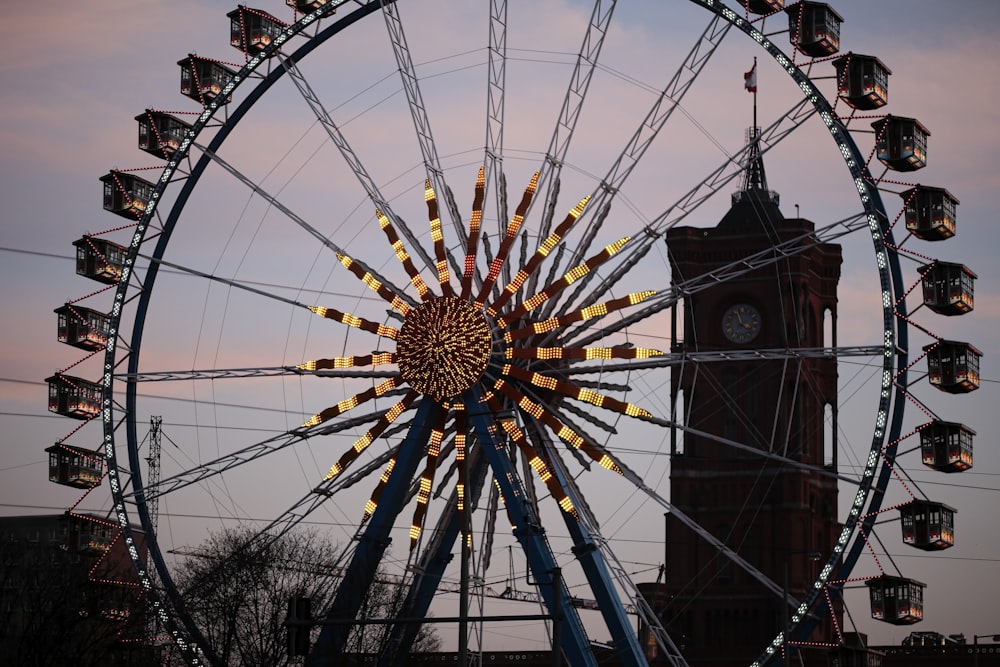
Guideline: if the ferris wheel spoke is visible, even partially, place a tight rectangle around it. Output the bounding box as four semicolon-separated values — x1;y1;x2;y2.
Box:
474;172;539;307
460;166;487;300
129;408;386;504
501;363;651;420
557;399;621;439
496;236;632;327
380;1;466;254
558;347;882;381
463;387;601;667
273;48;440;278
483;0;506;242
376;441;493;665
615;452;795;607
531;0;618;238
487;193;589;316
566;211;869;347
375;208;435;300
525;422;651;667
191;141;418;304
489;377;621;473
505;290;657;344
535;15;731;319
312;399;444;658
556;96;816;317
540;442;686;667
138;250;324;311
650;96;816;235
648;415;861;486
423;180;455;296
118;365;395;382
549;12;731;283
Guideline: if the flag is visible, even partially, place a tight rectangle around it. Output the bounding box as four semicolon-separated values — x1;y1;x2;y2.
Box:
744;62;757;93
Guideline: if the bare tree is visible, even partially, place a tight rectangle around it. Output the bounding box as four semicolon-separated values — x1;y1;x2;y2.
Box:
172;526;440;665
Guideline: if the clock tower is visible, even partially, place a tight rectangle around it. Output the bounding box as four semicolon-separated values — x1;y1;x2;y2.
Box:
656;128;843;666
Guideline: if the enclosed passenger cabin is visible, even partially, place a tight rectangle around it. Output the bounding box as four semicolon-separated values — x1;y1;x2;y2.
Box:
136;110;192;159
919;420;974;472
866;574;925;625
924;340;981;394
55;304;111;351
742;0;784;14
228;7;285;54
62;513;115;555
833;53;890;110
828;633;884;667
46;374;102;420
287;0;337;12
872;116;929;172
46;443;103;489
919;261;976;316
178;55;235;105
899;500;955;550
100;170;154;220
787;2;843;57
73;235;125;284
901;186;958;241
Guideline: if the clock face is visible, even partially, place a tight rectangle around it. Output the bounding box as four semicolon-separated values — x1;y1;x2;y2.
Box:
722;303;762;344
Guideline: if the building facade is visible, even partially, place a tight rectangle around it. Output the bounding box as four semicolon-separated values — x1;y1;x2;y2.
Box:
650;132;843;666
0;513;154;666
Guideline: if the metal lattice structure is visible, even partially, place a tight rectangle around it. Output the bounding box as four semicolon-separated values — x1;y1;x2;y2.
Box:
47;2;980;666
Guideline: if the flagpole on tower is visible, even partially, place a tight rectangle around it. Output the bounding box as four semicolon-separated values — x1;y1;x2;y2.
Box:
745;56;758;129
740;57;774;202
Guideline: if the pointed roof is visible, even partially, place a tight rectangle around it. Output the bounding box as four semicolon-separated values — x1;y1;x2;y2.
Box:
718;126;783;232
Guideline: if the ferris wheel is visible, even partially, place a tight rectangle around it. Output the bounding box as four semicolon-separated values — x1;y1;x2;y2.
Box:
47;1;981;665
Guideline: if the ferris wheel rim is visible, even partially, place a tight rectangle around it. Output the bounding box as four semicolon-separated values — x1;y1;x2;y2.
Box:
94;2;911;665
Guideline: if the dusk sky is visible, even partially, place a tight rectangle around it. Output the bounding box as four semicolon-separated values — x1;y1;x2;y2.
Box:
2;0;998;657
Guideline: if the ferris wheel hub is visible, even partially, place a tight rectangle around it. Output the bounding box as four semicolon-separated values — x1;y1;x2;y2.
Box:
396;296;492;401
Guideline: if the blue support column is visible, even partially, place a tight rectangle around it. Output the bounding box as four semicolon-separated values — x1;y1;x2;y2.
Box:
463;388;598;667
563;517;647;667
376;445;490;666
527;424;648;667
307;400;442;665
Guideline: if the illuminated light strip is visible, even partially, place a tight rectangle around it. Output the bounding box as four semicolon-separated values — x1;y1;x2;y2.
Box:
461;166;486;300
308;305;399;340
297;352;396;371
497;237;631;327
505;345;662;361
501;364;651;419
409;422;446;548
475;172;540;306
376;209;432;300
453;407;467;515
363;456;398;521
487;196;590;317
491;378;622;473
332;253;411;315
424;180;454;297
504;290;654;342
324;390;416;483
499;419;578;518
304;376;405;430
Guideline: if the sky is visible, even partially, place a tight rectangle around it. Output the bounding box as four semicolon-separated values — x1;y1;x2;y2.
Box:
1;0;999;659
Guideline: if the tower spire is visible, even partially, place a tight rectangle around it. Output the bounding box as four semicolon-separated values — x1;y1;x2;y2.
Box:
738;57;779;206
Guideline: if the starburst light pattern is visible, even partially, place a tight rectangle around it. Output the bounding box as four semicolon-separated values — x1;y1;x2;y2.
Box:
296;171;664;549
